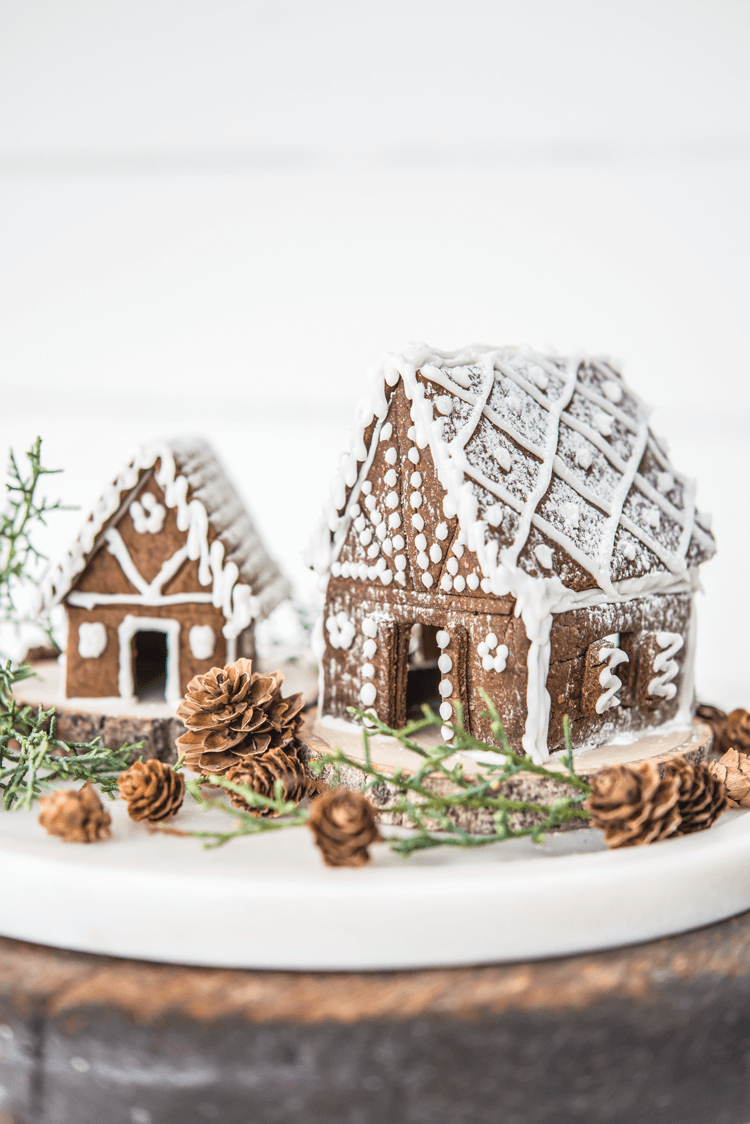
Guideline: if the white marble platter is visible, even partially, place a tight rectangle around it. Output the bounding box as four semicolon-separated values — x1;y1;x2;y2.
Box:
0;790;748;971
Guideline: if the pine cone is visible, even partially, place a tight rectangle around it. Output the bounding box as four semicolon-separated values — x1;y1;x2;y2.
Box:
696;704;730;753
118;759;185;823
307;790;382;867
664;757;728;833
38;784;112;843
724;709;750;755
708;748;750;809
224;749;308;815
584;761;681;848
176;658;304;776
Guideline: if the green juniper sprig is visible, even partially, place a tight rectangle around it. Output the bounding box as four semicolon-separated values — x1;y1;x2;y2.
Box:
170;700;592;855
308;696;591;857
0;662;139;810
0;437;67;629
161;771;311;848
0;442;141;810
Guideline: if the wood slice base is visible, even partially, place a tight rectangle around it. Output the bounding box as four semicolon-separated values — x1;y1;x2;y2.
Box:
15;657;319;766
300;715;715;834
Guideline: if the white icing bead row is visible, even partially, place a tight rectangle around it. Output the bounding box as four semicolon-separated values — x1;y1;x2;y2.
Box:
477;631;509;673
359;617;379;706
435;630;455;740
331;559;394;584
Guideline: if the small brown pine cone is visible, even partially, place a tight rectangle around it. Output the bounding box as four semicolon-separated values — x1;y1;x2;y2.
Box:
176;658;304;775
307;790;383;868
723;709;750;755
118;760;185;823
584;761;681;848
708;748;750;809
696;704;730;754
664;757;728;833
38;784;112;844
224;749;308;815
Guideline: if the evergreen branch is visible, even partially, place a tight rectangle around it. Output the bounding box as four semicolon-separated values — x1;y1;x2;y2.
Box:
0;438;68;627
0;659;139;809
171;774;310;848
305;701;592;853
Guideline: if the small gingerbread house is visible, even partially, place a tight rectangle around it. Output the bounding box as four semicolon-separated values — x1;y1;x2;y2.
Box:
39;438;290;704
309;344;716;763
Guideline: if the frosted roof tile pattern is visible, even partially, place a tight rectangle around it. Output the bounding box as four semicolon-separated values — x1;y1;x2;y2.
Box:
320;344;715;596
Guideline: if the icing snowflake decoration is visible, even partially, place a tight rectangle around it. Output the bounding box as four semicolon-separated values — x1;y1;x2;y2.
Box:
326;611;356;650
311;344;715;599
130;492;166;534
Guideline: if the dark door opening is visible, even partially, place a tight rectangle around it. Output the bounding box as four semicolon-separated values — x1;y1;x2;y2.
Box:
132;630;168;702
405;623;442;720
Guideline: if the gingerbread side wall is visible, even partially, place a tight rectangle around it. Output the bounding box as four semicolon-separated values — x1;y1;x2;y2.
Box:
546;591;693;751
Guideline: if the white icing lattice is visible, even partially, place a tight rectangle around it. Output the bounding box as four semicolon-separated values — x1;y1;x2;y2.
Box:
314;345;714;597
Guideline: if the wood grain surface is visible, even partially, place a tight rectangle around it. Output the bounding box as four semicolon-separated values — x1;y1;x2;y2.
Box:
0;910;748;1123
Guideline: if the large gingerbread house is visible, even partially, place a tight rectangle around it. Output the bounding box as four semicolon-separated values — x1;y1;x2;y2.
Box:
39;438;289;704
309;344;716;763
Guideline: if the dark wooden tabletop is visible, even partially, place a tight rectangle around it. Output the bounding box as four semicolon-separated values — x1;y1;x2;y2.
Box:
0;908;749;1124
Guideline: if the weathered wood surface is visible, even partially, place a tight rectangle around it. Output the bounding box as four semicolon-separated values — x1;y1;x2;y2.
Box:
0;911;749;1123
300;717;715;834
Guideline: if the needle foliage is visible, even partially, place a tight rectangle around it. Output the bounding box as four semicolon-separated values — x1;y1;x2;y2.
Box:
0;437;66;629
0;439;142;809
170;699;592;855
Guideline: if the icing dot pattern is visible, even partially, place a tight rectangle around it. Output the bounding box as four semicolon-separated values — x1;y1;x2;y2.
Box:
477;631;509;673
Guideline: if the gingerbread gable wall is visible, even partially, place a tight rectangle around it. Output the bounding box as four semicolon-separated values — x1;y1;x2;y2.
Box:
332;382;498;600
69;474;213;603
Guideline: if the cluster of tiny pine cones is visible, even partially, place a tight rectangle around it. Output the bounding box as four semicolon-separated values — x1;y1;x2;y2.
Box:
696;704;750;757
585;757;728;848
176;658;311;813
708;748;750;808
118;759;185;823
225;749;309;814
38;783;112;844
307;790;383;867
176;658;305;776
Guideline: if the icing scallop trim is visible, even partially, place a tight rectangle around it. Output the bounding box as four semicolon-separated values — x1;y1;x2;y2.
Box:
36;441;260;641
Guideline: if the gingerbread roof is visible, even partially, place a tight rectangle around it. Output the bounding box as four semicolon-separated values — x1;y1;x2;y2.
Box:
38;437;290;634
310;344;715;600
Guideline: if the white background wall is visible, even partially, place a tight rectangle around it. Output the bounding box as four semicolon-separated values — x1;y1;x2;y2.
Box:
1;0;748;703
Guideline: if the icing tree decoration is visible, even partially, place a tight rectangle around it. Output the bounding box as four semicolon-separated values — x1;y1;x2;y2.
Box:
36;438;289;640
326;611;356;650
477;632;509;673
78;621;107;659
648;631;684;700
596;636;629;714
129;492;166;534
189;625;215;661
